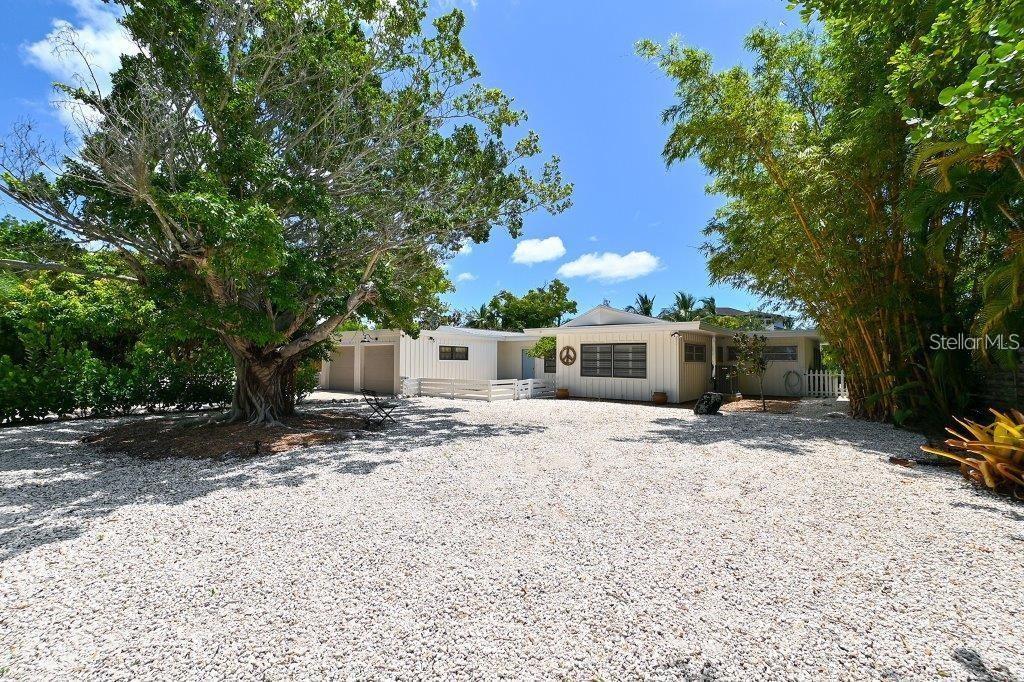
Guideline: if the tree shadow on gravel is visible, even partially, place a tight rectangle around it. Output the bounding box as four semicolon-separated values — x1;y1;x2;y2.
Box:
614;413;923;460
948;499;1024;523
952;648;1020;682
0;399;546;561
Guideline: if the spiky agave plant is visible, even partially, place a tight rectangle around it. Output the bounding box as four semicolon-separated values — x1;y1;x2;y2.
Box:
921;409;1024;499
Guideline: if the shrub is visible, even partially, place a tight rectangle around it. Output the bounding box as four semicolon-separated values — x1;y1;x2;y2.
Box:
922;409;1024;500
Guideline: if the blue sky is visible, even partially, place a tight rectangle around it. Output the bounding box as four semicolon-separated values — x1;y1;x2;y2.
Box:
0;0;800;316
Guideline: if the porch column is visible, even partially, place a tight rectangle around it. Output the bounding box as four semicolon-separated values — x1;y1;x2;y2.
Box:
711;335;717;385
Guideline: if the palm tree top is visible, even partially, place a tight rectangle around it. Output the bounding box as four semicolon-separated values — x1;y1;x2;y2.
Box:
625;293;656;317
659;290;699;321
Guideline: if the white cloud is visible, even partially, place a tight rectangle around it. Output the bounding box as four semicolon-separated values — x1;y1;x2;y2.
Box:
556;251;661;283
24;0;138;127
511;236;566;265
456;239;473;256
588;235;599;242
455;272;476;282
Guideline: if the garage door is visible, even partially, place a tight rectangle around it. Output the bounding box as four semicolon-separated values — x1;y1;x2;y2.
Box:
327;347;355;391
362;345;396;395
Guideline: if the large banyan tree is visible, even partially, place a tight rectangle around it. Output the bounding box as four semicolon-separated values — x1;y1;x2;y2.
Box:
0;0;570;424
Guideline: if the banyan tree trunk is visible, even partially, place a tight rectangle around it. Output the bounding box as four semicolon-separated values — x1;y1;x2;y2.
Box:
227;356;299;425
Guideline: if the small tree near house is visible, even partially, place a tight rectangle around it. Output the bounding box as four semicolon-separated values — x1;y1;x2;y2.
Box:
733;332;771;411
526;336;556;365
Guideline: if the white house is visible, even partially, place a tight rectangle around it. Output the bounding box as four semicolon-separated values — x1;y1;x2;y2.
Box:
317;326;544;395
318;305;822;402
523;305;821;403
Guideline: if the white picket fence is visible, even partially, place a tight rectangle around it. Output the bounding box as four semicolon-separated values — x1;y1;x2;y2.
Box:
804;369;848;398
402;377;553;402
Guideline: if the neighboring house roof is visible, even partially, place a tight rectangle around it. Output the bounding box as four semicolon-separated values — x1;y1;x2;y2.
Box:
715;306;790;321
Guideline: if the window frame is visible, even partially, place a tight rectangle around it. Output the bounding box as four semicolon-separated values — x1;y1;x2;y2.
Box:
763;345;798;362
580;342;647;379
544;353;556;374
438;345;469;361
684;342;707;363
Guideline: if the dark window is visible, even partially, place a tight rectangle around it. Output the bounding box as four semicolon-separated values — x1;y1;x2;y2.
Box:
716;344;723;363
726;346;739;362
439;345;468;361
684;343;707;363
581;344;613;377
544;353;556;374
764;345;798;362
581;343;646;378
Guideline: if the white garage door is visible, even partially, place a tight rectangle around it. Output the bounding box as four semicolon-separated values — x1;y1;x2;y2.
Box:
362;345;396;395
327;347;355;391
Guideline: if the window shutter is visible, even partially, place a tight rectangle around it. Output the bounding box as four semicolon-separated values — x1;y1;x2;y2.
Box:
612;343;647;378
581;344;613;377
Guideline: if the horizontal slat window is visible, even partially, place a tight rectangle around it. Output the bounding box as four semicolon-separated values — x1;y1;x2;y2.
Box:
613;343;647;378
684;343;707;363
764;345;798;361
439;345;468;361
580;343;646;378
581;344;612;377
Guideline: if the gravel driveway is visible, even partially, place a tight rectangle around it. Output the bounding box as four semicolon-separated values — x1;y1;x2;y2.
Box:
2;398;1022;680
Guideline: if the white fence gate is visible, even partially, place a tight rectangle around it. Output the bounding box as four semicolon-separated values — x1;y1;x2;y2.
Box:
804;370;848;398
401;377;553;402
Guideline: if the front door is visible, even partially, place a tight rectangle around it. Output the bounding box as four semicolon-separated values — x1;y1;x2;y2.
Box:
521;349;535;379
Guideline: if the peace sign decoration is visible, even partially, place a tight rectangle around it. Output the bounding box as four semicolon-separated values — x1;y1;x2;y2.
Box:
559;346;577;366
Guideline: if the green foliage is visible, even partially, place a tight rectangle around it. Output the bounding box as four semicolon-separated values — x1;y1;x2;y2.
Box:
0;220;237;423
465;279;577;331
658;291;699;321
625;293;656;317
884;1;1024;155
641;4;1020;427
526;336;556;360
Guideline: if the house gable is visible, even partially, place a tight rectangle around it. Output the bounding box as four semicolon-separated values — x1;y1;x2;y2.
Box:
561;305;665;328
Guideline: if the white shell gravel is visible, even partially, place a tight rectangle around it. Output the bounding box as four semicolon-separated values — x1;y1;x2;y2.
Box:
1;397;1022;680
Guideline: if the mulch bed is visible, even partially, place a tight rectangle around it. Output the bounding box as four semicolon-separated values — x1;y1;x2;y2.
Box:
82;409;371;459
719;398;799;414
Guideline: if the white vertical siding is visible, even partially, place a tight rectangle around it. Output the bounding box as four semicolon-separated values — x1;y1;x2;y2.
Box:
732;335;813;397
496;340;537;380
677;332;714;402
399;333;498;381
554;329;681;403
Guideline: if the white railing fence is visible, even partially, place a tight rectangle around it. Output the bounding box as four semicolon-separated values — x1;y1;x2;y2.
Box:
804;369;848;398
401;377;552;402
